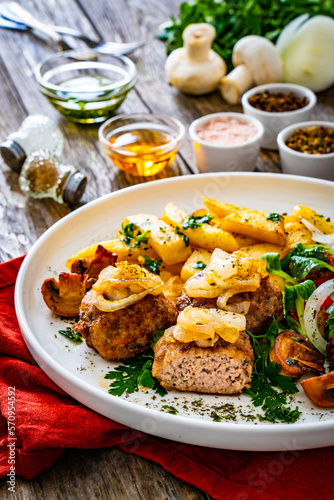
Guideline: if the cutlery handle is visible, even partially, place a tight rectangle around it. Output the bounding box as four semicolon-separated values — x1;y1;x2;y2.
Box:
0;2;71;49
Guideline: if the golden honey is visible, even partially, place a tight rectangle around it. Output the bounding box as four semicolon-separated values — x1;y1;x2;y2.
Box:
106;124;177;176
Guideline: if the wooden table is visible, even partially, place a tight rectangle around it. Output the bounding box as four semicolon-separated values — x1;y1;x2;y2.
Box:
0;1;333;498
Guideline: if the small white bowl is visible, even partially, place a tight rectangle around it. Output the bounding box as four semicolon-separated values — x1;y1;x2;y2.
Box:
189;112;264;173
277;121;334;181
242;83;317;150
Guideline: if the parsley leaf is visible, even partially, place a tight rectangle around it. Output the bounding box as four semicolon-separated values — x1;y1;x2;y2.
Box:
119;223;151;247
266;213;283;223
58;327;83;344
143;256;162;275
135;230;150;245
244;320;300;424
119;222;137;246
182;214;214;229
104;330;167;397
175;227;190;247
193;260;207;270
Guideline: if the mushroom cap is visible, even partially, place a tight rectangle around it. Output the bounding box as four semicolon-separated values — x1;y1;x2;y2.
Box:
182;23;216;47
232;35;283;85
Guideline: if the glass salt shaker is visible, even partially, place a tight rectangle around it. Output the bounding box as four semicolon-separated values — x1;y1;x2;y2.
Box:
0;115;64;172
19;149;87;205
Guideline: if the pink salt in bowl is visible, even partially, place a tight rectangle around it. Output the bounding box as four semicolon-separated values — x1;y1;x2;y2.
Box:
189;112;264;173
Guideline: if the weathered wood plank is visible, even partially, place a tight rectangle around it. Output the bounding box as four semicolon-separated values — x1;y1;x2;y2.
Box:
0;447;212;500
0;0;192;261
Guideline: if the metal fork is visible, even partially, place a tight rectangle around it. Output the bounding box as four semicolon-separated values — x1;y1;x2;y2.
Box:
0;2;145;55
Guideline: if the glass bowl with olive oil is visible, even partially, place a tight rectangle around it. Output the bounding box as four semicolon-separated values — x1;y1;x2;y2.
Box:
34;50;136;124
98;114;186;176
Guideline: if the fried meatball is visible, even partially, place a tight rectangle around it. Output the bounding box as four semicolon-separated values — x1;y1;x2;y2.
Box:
73;291;177;361
240;278;283;333
152;331;254;395
176;277;283;333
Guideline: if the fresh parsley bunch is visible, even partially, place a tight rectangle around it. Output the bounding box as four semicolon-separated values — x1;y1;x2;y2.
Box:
104;330;167;397
245;319;301;423
158;0;334;71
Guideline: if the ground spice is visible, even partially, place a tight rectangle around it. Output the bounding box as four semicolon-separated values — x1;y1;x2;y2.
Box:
248;91;309;113
286;126;334;155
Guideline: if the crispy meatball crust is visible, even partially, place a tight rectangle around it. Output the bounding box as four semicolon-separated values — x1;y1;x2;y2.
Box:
73;291;177;362
152;331;254;395
176;277;283;333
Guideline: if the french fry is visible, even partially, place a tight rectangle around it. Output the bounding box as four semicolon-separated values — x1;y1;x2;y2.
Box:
283;215;314;252
232;233;260;247
125;213;192;265
293;205;334;235
193;209;259;247
163;202;239;252
239;242;286;260
202;197;239;217
180;249;213;282
219;208;287;246
66;239;159;269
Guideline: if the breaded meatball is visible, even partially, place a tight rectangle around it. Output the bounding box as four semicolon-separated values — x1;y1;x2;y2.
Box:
176;277;283;333
73;291;177;361
152;331;254;395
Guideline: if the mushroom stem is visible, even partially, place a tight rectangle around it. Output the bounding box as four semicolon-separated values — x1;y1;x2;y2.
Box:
183;24;215;62
220;65;253;105
219;35;283;104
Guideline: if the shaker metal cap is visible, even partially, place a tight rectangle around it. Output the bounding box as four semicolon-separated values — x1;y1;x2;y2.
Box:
0;139;26;172
62;170;87;205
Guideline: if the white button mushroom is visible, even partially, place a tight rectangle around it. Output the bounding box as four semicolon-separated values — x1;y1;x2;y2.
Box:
220;35;284;104
165;23;227;95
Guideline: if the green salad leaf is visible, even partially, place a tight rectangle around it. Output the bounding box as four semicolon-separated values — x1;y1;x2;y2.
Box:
261;252;297;284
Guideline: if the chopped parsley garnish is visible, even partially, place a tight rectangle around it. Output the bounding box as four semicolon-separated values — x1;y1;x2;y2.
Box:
266;212;284;223
104;330;167;397
119;222;137;245
244;319;301;423
119;222;151;247
162;405;179;414
143;256;162;275
58;327;83;344
182;214;214;229
193;260;207;270
175;226;190;247
135;230;151;245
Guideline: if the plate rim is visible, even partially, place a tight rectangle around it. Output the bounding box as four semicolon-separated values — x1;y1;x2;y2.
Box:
14;172;334;450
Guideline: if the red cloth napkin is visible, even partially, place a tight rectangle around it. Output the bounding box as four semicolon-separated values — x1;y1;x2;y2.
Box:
1;256;333;500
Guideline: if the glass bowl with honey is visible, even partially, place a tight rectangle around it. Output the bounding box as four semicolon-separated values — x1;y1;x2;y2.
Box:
98;113;186;176
34;50;136;124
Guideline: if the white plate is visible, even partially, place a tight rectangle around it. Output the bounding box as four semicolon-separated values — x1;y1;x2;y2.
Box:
15;173;334;451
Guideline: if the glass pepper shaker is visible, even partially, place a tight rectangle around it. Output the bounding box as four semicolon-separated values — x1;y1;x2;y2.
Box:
0;115;64;173
19;149;87;205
